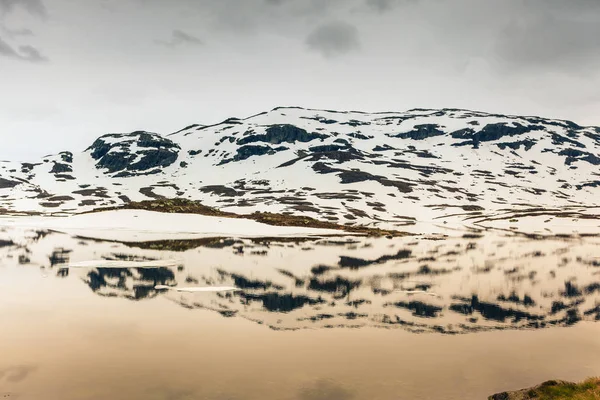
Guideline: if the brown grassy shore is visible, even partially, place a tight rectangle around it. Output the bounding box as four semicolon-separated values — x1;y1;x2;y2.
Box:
489;378;600;400
87;198;408;237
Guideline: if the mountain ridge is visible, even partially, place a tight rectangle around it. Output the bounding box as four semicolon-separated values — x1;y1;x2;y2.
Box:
170;106;600;136
1;107;599;234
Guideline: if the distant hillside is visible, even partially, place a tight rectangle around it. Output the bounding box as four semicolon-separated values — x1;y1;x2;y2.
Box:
1;107;599;232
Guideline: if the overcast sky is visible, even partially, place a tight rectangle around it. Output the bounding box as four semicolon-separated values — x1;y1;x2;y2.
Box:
1;0;600;160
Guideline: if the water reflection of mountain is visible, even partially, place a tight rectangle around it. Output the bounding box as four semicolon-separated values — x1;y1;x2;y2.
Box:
3;228;600;333
86;267;176;300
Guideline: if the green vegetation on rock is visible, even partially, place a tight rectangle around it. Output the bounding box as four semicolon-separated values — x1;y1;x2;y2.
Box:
489;378;600;400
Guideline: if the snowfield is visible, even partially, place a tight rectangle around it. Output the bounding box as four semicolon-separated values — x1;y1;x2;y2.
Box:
0;209;342;242
1;106;599;234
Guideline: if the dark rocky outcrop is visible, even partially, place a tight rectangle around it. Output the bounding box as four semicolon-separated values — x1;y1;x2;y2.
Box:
392;124;446;140
237;124;327;145
496;140;536;151
51;162;73;174
219;144;289;164
558;149;600;165
0;178;21;189
86;131;180;175
451;123;543;148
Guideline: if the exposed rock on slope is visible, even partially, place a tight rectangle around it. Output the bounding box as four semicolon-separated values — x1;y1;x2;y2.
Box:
87;131;180;176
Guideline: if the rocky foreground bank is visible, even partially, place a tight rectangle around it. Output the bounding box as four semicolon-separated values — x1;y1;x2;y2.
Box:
489;378;600;400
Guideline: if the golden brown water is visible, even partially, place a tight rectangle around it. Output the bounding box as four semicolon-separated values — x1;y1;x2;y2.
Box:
1;228;600;399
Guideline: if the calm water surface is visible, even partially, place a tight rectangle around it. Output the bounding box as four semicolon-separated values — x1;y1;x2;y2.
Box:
1;228;600;399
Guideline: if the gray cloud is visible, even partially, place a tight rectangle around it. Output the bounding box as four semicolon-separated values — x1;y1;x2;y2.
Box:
0;35;17;55
365;0;416;13
17;43;45;61
365;0;395;13
0;35;46;61
172;29;203;45
157;29;203;47
492;3;600;74
137;0;347;35
0;0;47;61
3;26;33;36
306;21;360;57
0;0;46;18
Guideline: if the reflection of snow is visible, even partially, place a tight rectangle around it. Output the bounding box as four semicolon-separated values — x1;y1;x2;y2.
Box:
155;285;240;292
2;226;600;334
68;259;181;269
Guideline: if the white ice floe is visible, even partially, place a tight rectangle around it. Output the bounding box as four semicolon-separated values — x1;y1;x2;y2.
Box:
67;259;181;269
394;290;441;297
155;285;240;292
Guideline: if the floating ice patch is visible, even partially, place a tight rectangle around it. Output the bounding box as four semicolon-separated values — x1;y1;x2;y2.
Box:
67;259;181;268
394;290;440;297
155;285;240;292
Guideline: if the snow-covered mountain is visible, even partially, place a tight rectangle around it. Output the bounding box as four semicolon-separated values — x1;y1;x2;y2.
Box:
1;107;599;231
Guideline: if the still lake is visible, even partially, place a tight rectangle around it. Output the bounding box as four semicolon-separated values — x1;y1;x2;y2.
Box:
1;227;600;400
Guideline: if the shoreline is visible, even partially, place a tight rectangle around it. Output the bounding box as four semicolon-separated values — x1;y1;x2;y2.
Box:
489;377;600;399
